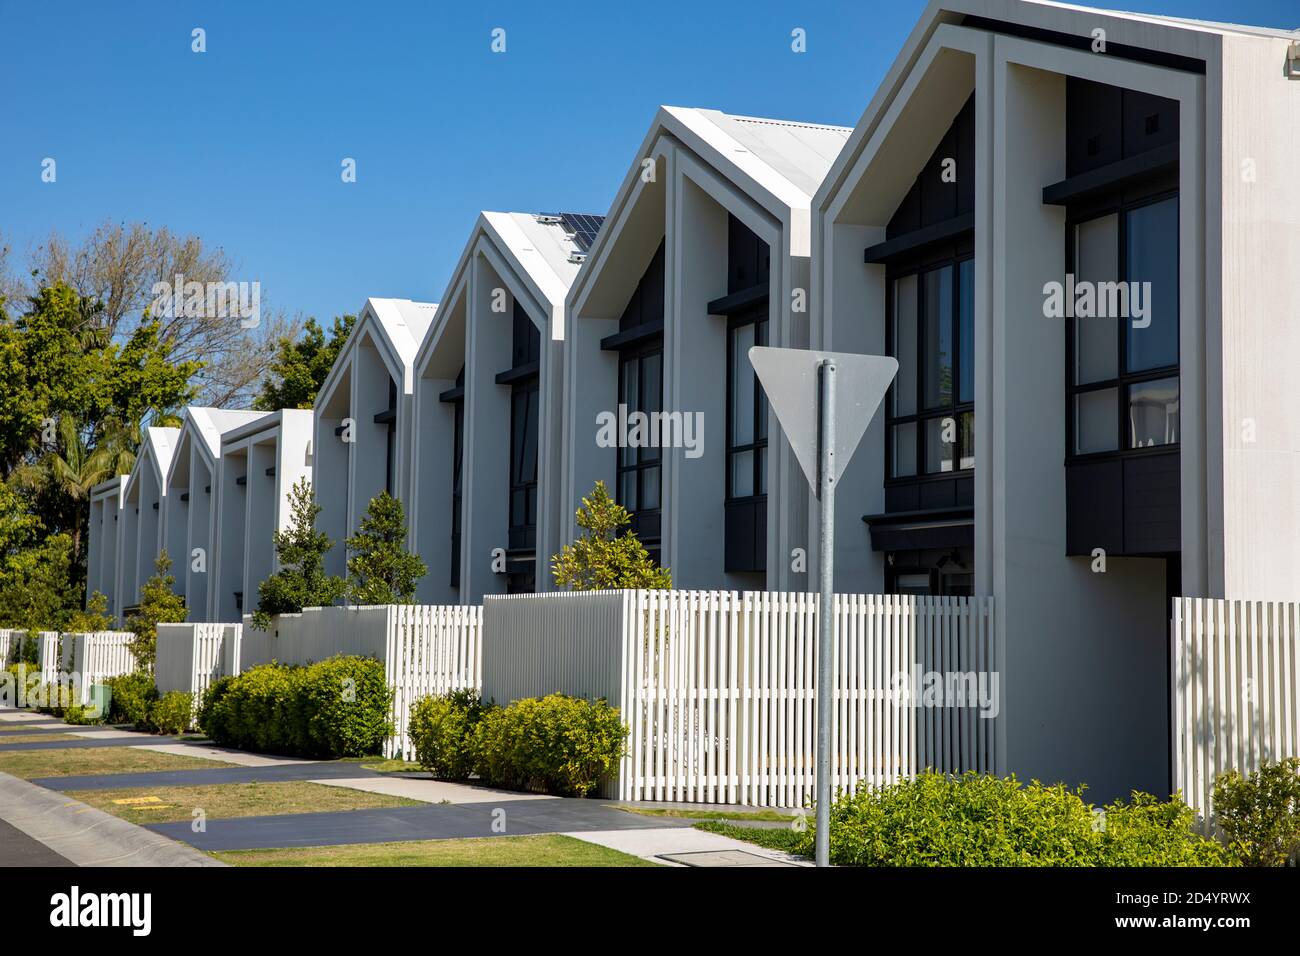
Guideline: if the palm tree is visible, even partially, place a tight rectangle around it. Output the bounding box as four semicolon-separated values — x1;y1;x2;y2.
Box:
8;414;129;557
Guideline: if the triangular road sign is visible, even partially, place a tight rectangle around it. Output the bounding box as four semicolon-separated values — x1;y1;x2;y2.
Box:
749;347;897;495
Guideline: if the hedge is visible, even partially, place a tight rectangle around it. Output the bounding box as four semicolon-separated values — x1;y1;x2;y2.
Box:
800;771;1233;866
199;656;392;758
408;691;627;797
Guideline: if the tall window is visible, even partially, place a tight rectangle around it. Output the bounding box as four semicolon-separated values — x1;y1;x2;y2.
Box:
1068;194;1179;457
605;240;665;555
727;310;768;502
617;343;662;523
887;257;975;479
507;303;540;552
380;377;398;494
449;366;464;589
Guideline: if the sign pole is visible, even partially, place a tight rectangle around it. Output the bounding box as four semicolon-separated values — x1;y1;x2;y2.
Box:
815;358;835;869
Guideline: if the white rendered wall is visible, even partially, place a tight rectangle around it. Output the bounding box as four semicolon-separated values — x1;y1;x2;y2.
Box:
314;367;351;578
1215;35;1300;601
215;450;247;622
461;256;513;603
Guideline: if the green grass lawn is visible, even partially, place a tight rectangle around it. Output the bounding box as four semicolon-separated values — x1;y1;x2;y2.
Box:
694;821;810;856
0;746;237;779
0;723;58;733
614;805;798;823
214;834;661;867
65;781;421;823
356;757;426;773
0;733;80;744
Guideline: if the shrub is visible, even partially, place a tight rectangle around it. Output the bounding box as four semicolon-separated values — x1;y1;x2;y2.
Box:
800;771;1232;867
197;675;235;741
201;656;392;758
150;691;194;735
474;694;627;797
1212;757;1300;866
409;690;488;779
124;552;186;668
300;656;393;757
103;672;159;728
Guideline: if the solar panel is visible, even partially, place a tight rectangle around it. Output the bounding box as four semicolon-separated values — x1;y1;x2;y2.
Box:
540;212;606;252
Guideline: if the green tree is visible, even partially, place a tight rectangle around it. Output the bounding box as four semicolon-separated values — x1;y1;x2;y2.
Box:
551;481;672;590
0;483;77;631
254;314;355;411
66;591;112;633
251;478;347;628
345;492;426;605
0;283;199;607
124;551;187;668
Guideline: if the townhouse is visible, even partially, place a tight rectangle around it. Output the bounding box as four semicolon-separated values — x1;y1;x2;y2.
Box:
811;0;1300;800
313;298;437;579
111;426;178;618
85;475;128;618
561;106;850;591
162;408;270;621
212;409;314;622
411;212;600;603
82;0;1300;805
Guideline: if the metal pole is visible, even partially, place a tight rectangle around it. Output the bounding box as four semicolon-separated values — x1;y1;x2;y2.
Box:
815;358;836;868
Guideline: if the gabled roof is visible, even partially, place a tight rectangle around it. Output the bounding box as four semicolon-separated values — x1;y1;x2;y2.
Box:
417;211;602;364
90;474;128;505
316;297;439;406
667;107;852;200
813;0;1296;214
568;105;851;314
174;407;270;467
220;406;314;447
125;426;179;498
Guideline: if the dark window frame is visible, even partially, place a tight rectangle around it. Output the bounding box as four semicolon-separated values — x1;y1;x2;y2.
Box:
725;306;769;504
1064;183;1179;465
615;336;664;544
505;303;542;557
884;247;976;484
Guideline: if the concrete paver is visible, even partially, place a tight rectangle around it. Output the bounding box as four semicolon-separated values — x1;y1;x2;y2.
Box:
0;772;224;867
565;826;809;866
310;775;557;804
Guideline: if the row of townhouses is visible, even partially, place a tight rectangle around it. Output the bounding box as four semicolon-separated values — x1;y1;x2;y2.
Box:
87;1;1300;801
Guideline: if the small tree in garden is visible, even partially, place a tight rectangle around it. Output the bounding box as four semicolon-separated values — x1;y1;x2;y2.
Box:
1212;757;1300;866
252;478;346;629
551;480;671;591
125;551;187;668
345;491;426;605
66;591;111;633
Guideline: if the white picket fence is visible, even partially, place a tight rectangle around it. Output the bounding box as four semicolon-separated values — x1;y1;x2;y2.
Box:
483;590;998;806
1172;597;1300;830
1;629;134;707
384;604;483;758
156;605;482;758
66;631;136;705
156;623;241;705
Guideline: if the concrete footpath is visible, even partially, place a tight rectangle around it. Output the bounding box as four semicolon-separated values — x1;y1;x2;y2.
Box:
1;708;808;867
0;772;224;867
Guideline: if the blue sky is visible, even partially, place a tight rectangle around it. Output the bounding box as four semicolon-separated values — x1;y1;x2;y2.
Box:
1;0;1295;327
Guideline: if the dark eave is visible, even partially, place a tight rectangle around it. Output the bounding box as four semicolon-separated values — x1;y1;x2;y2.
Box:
600;318;664;352
864;213;974;265
1042;143;1178;206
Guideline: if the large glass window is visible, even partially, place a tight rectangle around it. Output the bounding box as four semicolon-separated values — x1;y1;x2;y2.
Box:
1068;194;1179;456
888;257;975;478
727;311;768;501
507;305;541;551
617;343;662;518
509;379;539;539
